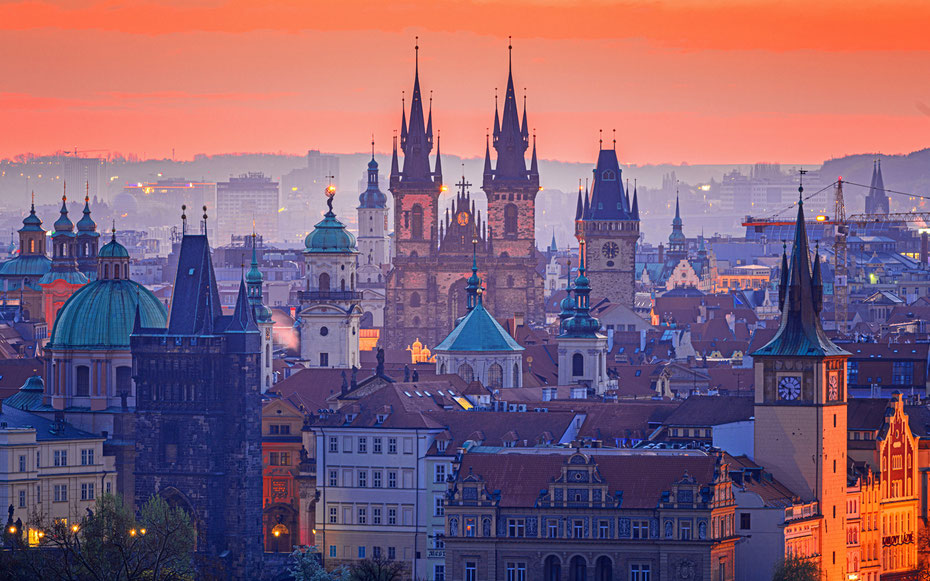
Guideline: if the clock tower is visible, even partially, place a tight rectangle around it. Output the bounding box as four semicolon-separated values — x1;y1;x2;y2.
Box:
575;146;639;309
752;192;849;579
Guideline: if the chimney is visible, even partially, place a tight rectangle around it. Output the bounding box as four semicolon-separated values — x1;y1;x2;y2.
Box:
922;233;929;267
514;312;525;327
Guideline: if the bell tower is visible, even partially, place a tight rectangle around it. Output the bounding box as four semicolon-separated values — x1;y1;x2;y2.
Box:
575;145;639;309
482;40;539;259
389;40;442;260
752;189;849;579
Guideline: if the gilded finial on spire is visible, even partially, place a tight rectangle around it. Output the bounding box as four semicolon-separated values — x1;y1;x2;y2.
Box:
598;129;603;150
612;129;616;150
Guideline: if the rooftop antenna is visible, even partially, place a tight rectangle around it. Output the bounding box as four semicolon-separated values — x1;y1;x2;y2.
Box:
508;35;513;69
201;205;208;235
181;205;187;236
799;168;807;199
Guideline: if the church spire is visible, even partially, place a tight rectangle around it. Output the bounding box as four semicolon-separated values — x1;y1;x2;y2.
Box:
575;181;584;221
465;234;481;312
752;185;846;358
490;38;529;181
399;38;434;182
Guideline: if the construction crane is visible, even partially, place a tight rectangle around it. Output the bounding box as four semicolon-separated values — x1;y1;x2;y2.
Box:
61;148;108;157
743;176;930;337
833;179;849;334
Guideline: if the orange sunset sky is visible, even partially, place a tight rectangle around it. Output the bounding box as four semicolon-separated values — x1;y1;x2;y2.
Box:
2;0;930;165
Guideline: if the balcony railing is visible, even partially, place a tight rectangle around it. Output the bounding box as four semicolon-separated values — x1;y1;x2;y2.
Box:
785;501;819;521
297;291;362;302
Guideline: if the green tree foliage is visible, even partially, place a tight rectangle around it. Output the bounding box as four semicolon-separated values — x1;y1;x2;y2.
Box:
772;555;820;581
13;493;195;581
288;546;348;581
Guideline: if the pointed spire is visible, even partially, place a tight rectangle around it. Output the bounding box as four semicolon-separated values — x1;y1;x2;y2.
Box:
228;278;258;333
530;133;538;175
631;182;639;220
132;303;143;334
582;179;590;218
493;90;501;139
673;193;681;224
400;93;408;144
483;133;493;178
521;93;529;140
575;181;584;221
426;90;434;144
753;182;845;358
465;233;481;311
778;242;788;311
433;130;442;181
400;38;433;181
391;133;400;177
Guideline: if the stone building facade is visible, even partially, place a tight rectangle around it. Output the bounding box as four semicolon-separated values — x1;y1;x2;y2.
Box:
132;232;263;578
443;451;737;581
382;48;544;349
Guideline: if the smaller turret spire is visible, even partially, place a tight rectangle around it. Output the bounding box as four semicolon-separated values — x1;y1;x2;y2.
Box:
575;181;583;221
530;132;538;175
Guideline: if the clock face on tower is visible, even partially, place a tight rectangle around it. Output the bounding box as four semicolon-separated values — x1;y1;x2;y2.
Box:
457;212;470;226
602;242;619;259
828;372;839;401
778;376;801;401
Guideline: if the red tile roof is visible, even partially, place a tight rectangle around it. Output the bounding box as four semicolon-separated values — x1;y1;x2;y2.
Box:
457;452;718;509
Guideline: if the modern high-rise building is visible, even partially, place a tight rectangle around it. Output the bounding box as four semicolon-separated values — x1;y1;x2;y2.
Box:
216;172;279;245
61;156;107;201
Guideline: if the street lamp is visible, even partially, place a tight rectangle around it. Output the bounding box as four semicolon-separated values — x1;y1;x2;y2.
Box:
273;528;281;553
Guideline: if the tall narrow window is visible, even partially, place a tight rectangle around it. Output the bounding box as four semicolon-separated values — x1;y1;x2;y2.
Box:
75;365;90;397
411;205;424;240
504;204;518;237
318;272;330;292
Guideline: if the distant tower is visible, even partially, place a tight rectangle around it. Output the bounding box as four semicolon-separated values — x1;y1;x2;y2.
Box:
132;226;263;577
357;140;391;270
482;41;539;259
751;190;849;579
75;186;100;278
666;194;687;264
39;192;88;325
299;185;362;369
557;249;608;392
864;159;890;215
246;234;274;391
575;146;640;308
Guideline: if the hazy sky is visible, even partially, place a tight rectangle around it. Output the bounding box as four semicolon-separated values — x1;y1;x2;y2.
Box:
2;0;929;165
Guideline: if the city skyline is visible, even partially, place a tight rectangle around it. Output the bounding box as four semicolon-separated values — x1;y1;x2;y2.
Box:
2;0;930;164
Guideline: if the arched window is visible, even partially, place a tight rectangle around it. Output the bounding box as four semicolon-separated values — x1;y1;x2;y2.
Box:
351;273;354;289
265;343;271;363
513;363;520;388
595;556;612;581
411;204;424;240
75;365;90;397
412;316;421;327
104;264;109;279
341;278;346;292
29;239;35;253
570;556;587;581
602;170;616;181
114;263;120;279
507;275;514;288
504;204;518;237
410;292;421;307
487;364;503;389
458;363;474;384
544;556;562;581
318;272;330;292
572;353;584;377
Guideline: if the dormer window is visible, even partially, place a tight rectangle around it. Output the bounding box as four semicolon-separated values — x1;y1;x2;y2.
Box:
344;413;357;424
602;170;616;181
437;440;449;452
376;413;387;424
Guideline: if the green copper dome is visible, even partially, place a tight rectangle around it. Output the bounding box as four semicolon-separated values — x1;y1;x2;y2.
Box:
19;204;43;232
304;207;357;254
98;237;130;258
37;269;88;286
0;255;51;277
435;299;523;353
48;279;167;350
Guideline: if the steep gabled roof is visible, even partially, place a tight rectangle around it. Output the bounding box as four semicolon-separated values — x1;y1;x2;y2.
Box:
435;300;523;353
167;234;222;335
583;149;633;221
